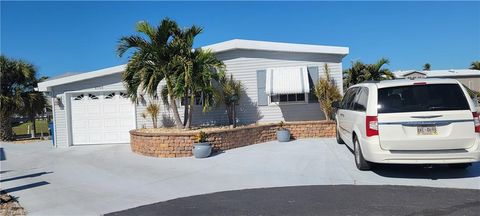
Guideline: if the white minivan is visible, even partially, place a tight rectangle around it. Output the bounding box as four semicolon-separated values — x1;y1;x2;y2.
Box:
334;78;480;170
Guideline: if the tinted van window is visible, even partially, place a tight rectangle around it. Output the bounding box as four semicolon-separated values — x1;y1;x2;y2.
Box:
378;84;469;113
353;88;368;112
341;87;358;110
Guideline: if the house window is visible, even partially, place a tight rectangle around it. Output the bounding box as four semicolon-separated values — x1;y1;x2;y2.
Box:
105;92;116;99
88;94;99;100
119;92;128;98
270;93;308;104
73;94;84;101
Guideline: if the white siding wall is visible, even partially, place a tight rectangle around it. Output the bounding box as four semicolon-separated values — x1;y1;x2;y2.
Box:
50;50;345;147
137;50;344;127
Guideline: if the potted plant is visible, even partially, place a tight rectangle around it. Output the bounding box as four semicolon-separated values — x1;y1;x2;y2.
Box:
276;121;291;142
192;131;212;158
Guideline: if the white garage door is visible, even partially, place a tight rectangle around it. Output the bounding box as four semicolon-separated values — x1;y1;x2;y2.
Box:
70;91;135;145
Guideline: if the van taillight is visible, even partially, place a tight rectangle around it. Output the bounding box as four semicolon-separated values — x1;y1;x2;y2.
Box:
472;112;480;133
366;116;379;137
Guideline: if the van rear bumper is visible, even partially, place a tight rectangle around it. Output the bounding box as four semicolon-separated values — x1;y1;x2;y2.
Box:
360;137;480;164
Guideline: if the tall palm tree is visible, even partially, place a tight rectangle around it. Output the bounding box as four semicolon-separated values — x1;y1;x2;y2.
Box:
177;48;225;129
0;55;44;141
117;18;185;129
215;73;243;128
22;76;48;138
169;25;203;127
423;63;431;71
470;61;480;70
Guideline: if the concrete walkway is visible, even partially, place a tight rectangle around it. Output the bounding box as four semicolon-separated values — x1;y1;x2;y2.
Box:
1;139;479;215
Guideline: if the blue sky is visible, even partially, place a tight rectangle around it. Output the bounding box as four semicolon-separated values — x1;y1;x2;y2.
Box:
1;1;479;77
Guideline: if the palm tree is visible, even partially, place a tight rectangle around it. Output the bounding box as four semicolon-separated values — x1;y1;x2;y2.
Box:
343;58;393;88
22;76;48;138
168;25;203;127
470;61;480;70
423;63;431;71
0;55;44;141
362;58;394;81
343;60;366;88
175;48;225;129
315;64;342;120
215;74;243;128
117;18;184;129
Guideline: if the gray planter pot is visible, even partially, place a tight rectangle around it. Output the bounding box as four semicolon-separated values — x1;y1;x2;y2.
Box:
192;142;212;158
276;129;291;142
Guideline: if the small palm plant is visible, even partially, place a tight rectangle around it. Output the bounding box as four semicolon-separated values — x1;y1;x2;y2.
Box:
215;74;243;128
145;101;161;128
315;63;342;121
194;131;208;143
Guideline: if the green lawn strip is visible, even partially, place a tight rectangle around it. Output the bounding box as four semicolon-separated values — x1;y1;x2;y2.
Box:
13;120;49;135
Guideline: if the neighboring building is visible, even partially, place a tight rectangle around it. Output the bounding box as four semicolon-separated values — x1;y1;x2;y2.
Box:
394;69;480;92
38;39;349;147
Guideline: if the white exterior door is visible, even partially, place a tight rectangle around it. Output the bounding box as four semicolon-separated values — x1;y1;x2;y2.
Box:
70;91;135;145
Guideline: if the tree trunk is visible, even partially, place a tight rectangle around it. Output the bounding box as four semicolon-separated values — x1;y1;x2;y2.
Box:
166;80;184;129
232;103;236;128
185;94;194;129
151;116;157;128
183;90;189;127
0;111;14;141
227;104;233;125
323;108;331;121
30;116;36;138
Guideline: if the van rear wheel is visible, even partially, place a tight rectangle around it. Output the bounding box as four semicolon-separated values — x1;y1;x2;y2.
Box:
448;163;471;169
354;137;371;171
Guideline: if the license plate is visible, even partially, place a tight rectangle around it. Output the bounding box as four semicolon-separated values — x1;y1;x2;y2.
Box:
417;125;437;135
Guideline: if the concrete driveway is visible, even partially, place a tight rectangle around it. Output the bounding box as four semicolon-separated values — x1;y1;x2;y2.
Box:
1;139;479;215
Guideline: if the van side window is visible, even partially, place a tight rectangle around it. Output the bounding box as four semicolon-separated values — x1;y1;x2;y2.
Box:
353;88;369;112
341;87;358;110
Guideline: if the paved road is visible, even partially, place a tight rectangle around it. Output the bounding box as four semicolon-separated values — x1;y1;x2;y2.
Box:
1;139;479;215
107;185;480;216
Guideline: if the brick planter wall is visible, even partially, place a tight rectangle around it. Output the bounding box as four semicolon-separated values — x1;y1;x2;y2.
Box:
130;121;335;158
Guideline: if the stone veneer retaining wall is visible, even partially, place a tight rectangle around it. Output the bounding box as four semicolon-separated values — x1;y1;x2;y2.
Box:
130;121;336;158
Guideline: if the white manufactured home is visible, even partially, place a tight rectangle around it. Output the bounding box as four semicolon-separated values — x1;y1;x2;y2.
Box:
38;39;349;147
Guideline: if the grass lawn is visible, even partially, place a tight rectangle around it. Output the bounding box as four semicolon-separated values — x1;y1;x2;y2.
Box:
13;119;49;136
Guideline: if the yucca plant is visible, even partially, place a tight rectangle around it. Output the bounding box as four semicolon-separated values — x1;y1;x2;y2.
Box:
145;101;161;128
315;63;342;121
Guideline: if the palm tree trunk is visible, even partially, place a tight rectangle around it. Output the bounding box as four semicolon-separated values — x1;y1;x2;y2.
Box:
0;111;13;141
232;103;236;128
30;116;36;138
226;104;233;125
166;80;184;129
183;90;189;127
185;94;194;129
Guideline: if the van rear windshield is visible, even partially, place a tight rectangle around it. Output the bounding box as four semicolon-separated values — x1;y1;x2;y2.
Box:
377;84;470;113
